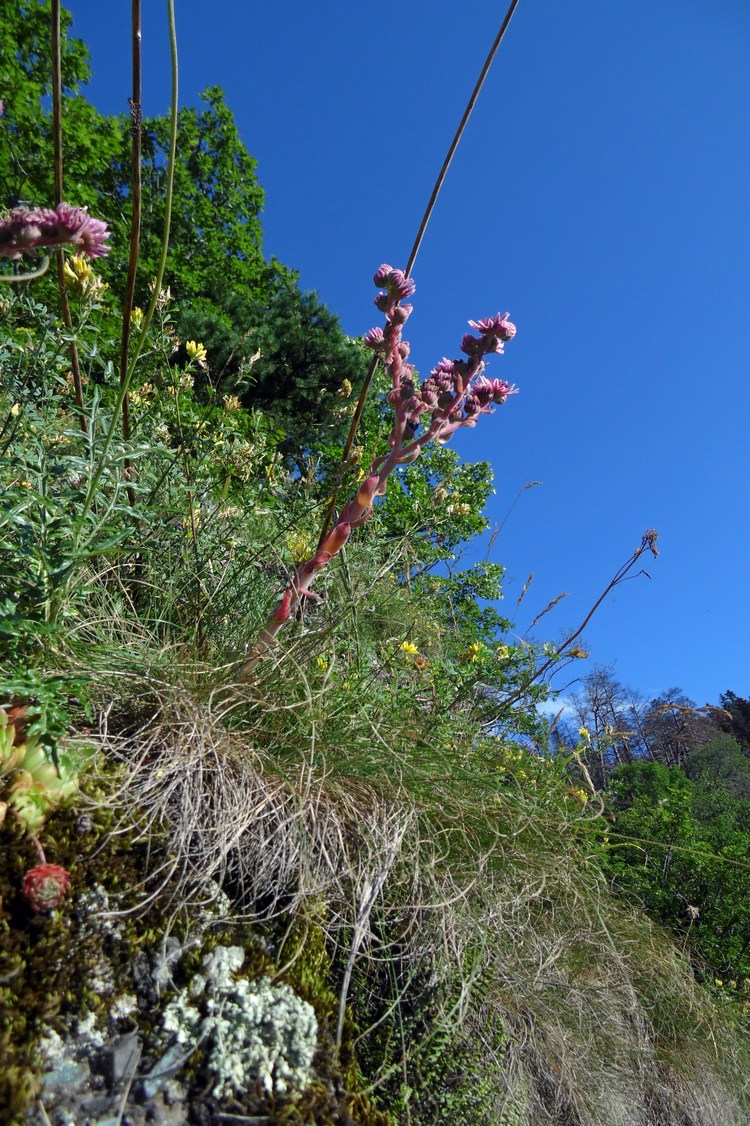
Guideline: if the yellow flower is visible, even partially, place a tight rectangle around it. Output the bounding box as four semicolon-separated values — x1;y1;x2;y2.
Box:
186;340;208;367
286;530;316;563
10;403;21;417
578;726;591;742
337;379;353;399
63;254;108;301
315;656;329;671
458;642;484;664
400;640;419;656
129;382;154;407
223;394;242;411
715;979;724;988
130;306;144;327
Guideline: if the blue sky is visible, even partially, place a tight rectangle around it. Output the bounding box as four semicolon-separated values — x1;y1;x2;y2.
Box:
65;0;750;707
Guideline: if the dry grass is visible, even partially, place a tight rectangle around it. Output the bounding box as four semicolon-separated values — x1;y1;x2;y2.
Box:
88;676;750;1125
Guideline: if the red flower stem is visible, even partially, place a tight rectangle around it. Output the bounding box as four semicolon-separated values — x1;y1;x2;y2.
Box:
238;362;459;677
28;833;47;865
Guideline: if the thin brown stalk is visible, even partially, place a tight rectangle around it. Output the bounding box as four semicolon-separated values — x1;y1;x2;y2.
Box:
119;0;143;508
501;531;660;711
318;0;522;548
529;590;570;630
51;0;87;433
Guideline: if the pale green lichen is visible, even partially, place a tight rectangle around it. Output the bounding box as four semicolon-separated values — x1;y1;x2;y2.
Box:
159;944;318;1099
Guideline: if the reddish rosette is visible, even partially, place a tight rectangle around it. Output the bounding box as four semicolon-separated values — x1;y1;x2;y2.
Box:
21;864;70;911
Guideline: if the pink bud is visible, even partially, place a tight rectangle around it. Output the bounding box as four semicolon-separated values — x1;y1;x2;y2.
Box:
390;304;413;325
373;264;393;287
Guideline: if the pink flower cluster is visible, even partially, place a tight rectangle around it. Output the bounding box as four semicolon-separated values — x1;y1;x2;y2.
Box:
365;264;518;444
245;264;519;669
0;203;110;260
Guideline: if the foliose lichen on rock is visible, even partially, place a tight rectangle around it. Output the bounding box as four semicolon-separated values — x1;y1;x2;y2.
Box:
157;943;318;1100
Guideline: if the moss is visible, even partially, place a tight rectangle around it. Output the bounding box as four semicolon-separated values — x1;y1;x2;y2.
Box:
257;905;393;1125
0;786;393;1126
0;778;182;1124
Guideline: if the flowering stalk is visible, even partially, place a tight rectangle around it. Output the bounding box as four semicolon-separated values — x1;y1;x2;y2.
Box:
239;266;518;677
317;1;521;549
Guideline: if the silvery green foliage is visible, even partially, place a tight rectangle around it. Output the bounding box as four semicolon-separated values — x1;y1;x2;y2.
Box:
160;945;318;1099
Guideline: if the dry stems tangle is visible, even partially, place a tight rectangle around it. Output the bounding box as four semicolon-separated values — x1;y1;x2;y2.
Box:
240;265;519;677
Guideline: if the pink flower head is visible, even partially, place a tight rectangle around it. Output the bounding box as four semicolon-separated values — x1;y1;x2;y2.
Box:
430;358;457;381
402;394;424;415
21;864;70;911
0;203;110;260
460;333;481;356
389;269;416;300
467;313;517;354
373;264;416;301
419;379;439;408
363;326;385;350
472;375;519;405
0;210;42;258
42;203;110;258
373;263;393;287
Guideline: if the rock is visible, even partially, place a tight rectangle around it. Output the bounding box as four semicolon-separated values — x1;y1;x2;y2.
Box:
138;1043;191;1100
105;1029;141;1084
